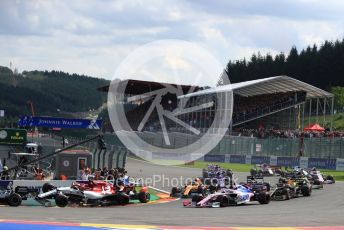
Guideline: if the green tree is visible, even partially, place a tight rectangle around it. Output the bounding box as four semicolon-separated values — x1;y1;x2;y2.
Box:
331;86;344;111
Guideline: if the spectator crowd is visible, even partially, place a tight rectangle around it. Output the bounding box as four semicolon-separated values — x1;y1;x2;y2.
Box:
235;128;344;139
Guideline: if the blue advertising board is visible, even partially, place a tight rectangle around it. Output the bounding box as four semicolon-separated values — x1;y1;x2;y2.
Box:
229;155;246;164
18;116;102;130
277;157;300;167
204;155;225;163
251;155;270;165
308;158;337;170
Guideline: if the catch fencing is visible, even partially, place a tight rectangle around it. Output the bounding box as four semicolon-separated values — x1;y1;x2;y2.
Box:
118;131;344;159
62;132;344;170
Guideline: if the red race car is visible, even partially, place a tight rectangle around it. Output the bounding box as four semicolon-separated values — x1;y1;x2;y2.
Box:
37;180;150;207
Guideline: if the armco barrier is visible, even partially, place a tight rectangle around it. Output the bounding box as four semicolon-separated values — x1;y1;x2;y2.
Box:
336;158;344;171
0;180;74;189
308;158;337;170
276;156;300;167
204;154;342;170
251;156;270;165
204;155;225;163
229;155;246;164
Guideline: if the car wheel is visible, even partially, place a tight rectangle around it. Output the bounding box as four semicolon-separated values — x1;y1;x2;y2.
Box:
301;187;311;196
219;196;229;207
7;193;22;207
55;194;69;207
191;194;203;205
170;187;181;197
257;192;270;204
138;191;150;203
118;192;130;205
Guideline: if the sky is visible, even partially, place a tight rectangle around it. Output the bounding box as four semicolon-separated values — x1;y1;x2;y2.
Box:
1;0;344;86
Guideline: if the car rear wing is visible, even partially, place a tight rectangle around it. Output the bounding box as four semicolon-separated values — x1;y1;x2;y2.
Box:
247;175;264;183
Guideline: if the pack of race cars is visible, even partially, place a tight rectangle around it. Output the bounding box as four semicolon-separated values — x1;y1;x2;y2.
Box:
0;164;336;208
174;164;336;208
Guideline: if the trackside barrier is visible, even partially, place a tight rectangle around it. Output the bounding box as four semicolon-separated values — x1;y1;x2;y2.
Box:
336;159;344;171
204;154;343;170
90;145;127;170
0;180;82;189
93;149;100;169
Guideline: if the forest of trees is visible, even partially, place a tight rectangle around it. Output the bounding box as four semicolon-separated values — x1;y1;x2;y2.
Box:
0;66;109;119
226;39;344;91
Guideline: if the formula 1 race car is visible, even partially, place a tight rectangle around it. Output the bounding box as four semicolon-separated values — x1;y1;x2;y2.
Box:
323;174;335;184
286;177;312;197
307;168;335;184
271;178;296;201
309;171;324;189
170;178;207;198
202;164;233;179
36;180;150;207
250;164;274;177
183;176;271;207
183;185;270;208
0;181;40;207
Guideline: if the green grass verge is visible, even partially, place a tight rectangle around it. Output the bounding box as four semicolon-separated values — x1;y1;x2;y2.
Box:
320;170;344;181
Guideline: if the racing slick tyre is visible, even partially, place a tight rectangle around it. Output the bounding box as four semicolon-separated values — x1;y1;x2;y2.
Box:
326;175;335;183
257;192;271;204
7;193;22;207
170;187;181;197
211;178;219;186
191;194;203;205
216;196;229;207
301;187;311;196
55;194;69;207
118;192;130;205
42;183;55;193
138;191;150;203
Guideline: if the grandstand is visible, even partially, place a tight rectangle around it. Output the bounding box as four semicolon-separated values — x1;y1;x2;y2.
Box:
99;75;334;135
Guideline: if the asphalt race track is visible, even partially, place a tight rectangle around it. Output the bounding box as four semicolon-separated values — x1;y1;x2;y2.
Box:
1;158;344;227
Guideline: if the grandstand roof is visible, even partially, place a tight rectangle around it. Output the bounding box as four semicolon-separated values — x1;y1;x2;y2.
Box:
179;75;333;99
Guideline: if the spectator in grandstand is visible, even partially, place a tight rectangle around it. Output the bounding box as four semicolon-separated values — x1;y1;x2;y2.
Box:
93;169;103;180
101;167;108;177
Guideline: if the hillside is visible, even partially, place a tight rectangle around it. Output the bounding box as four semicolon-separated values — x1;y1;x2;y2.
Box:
0;66;109;118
